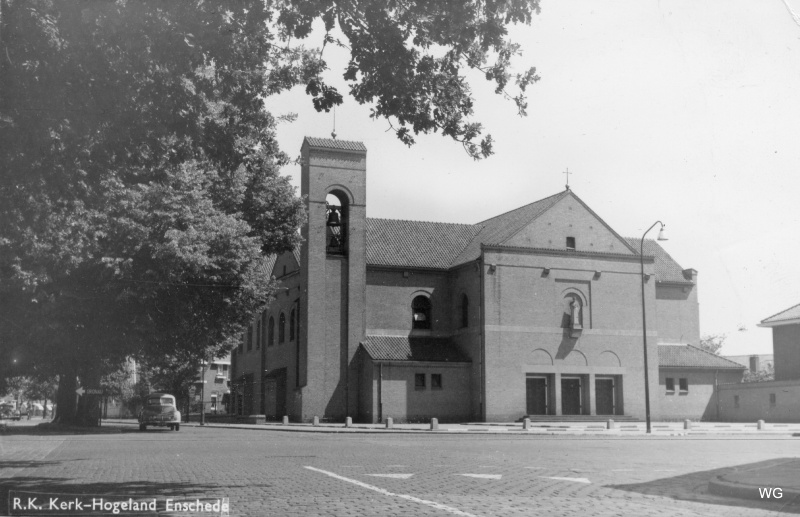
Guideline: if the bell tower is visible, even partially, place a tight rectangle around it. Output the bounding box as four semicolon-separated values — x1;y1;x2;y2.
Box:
298;137;367;421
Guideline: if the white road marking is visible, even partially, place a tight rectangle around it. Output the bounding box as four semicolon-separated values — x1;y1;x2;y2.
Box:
367;473;414;479
305;467;479;517
460;474;503;480
540;476;591;484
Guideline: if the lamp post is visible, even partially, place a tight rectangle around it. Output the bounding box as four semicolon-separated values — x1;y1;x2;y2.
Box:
200;358;207;426
640;221;667;434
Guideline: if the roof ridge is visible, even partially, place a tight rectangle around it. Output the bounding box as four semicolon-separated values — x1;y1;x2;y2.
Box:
475;190;568;226
367;216;477;228
761;301;800;324
686;344;745;367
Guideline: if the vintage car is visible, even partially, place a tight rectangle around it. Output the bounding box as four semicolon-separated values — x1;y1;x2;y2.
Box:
0;404;19;420
138;393;181;431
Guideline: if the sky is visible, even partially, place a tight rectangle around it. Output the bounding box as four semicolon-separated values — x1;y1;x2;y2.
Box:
265;0;800;356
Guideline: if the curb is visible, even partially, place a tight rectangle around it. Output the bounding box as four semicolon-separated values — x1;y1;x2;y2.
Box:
102;420;800;437
708;477;800;501
707;458;800;502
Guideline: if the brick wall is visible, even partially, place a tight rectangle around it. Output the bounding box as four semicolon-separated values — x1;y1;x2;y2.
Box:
773;324;800;381
719;379;800;422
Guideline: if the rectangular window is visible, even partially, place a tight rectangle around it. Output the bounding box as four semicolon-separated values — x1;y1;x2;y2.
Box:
678;378;688;392
665;378;675;393
734;395;740;409
431;374;442;389
415;373;426;389
210;364;218;371
566;236;576;250
770;393;776;407
247;326;253;351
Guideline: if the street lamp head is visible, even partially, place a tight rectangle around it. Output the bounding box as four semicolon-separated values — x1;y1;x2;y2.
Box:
657;225;667;241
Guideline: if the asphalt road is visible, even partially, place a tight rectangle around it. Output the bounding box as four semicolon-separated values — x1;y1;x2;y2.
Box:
2;424;799;516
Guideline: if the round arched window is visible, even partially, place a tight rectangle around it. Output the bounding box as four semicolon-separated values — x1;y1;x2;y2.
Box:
412;295;432;330
326;192;347;255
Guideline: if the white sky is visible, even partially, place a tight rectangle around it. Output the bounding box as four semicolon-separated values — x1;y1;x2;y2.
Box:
266;0;800;356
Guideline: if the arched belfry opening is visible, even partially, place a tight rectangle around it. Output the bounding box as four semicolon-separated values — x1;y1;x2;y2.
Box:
326;192;347;255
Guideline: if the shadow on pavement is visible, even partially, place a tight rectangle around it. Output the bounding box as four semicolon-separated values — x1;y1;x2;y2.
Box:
0;424;141;436
607;460;800;514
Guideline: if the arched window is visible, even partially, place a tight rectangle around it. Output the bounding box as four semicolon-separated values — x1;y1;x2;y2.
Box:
268;316;275;347
412;295;432;330
461;294;469;328
260;311;267;348
247;325;253;351
290;309;296;341
279;312;286;343
326;192;347;255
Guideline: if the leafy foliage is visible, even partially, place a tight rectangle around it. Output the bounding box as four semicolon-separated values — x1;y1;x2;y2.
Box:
742;362;775;383
0;0;540;424
698;334;725;355
277;0;541;158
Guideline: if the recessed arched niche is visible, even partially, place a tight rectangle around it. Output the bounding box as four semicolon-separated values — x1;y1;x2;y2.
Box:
531;349;553;365
597;351;621;367
563;350;588;366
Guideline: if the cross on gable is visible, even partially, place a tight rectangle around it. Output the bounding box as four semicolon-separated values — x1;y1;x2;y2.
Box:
563;168;573;190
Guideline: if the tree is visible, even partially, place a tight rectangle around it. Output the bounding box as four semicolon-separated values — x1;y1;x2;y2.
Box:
698;334;726;355
0;0;541;425
743;362;775;383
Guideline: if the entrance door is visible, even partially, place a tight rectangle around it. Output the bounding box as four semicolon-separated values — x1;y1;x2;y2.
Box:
526;377;548;415
265;369;287;420
595;378;615;415
561;377;582;415
275;369;287;419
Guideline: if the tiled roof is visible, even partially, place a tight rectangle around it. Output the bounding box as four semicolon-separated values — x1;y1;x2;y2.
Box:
360;335;472;363
658;344;746;370
256;255;278;279
450;191;569;266
367;218;480;269
761;302;800;325
304;137;366;152
624;238;691;284
257;247;300;278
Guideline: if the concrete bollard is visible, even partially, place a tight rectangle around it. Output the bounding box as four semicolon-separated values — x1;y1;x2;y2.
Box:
282;415;289;425
430;417;439;430
385;417;393;429
345;416;352;428
313;416;319;427
523;418;531;430
607;419;615;430
758;419;765;430
684;419;691;430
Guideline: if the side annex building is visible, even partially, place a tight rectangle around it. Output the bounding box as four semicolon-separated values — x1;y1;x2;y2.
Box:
231;137;741;423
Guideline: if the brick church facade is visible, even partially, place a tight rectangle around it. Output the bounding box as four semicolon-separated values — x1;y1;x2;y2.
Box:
231;137;734;423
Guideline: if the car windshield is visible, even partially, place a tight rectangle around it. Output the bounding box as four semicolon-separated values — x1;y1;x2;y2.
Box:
147;397;174;406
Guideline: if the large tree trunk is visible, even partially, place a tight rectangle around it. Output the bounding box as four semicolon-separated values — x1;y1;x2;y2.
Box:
53;368;78;424
52;360;103;426
75;362;102;427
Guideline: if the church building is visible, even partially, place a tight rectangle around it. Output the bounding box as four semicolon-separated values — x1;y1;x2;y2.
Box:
231;137;716;423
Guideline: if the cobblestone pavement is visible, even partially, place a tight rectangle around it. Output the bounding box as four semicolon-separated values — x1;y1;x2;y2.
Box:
2;426;799;516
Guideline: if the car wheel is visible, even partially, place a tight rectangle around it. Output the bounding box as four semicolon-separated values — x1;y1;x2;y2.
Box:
175;424;180;431
139;424;146;431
